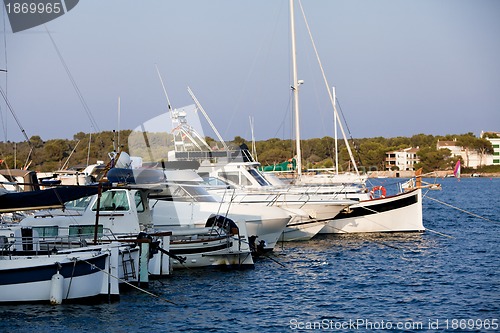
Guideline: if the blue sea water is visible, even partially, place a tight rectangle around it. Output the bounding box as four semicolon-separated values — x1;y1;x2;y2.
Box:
1;178;499;332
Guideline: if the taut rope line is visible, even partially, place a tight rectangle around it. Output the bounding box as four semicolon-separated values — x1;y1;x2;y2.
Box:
425;196;500;225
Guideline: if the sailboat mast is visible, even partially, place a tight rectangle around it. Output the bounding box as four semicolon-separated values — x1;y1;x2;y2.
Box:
333;87;338;175
290;0;302;177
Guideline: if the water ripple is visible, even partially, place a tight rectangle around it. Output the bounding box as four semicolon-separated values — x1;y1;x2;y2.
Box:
1;178;499;332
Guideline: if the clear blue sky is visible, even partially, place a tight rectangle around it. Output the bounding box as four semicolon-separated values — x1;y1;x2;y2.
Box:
1;0;499;144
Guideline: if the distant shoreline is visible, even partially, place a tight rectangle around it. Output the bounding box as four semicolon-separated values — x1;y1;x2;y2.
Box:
368;170;500;178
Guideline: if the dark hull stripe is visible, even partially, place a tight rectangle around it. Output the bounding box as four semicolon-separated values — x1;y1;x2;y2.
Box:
334;192;419;220
0;254;107;286
169;242;233;255
0;293;120;305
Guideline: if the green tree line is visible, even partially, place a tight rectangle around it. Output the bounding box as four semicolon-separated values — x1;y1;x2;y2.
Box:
248;132;495;173
0;131;496;174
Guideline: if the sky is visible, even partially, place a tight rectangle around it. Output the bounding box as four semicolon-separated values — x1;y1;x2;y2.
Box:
1;0;499;144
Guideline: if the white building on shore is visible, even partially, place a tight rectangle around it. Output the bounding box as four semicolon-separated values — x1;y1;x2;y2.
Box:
385;147;419;171
481;131;500;166
437;131;499;169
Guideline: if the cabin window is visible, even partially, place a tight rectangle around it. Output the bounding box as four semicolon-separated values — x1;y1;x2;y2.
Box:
135;191;145;212
33;226;58;237
183;186;217;202
218;171;240;185
69;225;103;238
239;173;253;186
92;191;130;211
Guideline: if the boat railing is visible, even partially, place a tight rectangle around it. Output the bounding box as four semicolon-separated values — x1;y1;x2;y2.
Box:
0;234;90;257
0;225;135;257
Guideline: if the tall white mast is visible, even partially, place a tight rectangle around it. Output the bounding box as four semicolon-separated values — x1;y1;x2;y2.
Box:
290;0;302;178
333;87;338;175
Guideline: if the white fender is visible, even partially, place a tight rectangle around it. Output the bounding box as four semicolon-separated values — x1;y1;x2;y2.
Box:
49;272;64;305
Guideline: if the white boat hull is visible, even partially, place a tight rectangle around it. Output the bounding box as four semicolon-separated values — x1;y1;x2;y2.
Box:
275;206;326;241
222;197;351;245
0;251;115;304
319;189;424;234
169;234;254;270
280;219;327;241
152;200;292;252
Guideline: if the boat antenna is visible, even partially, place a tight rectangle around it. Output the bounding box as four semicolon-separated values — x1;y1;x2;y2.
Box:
249;116;258;161
117;96;121;150
86;132;92;166
155;64;173;112
112;129;117;152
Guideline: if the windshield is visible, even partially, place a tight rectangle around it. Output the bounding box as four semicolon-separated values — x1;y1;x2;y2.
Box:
64;196;93;211
202;176;231;187
149;184;217;202
92;190;130;211
248;168;272;186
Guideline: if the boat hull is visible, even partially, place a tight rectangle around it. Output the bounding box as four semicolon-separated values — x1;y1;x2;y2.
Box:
153;200;292;253
231;200;349;245
319;189;424;234
0;252;114;304
169;234;254;270
280;218;327;241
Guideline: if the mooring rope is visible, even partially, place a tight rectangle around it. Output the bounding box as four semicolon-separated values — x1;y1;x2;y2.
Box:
424;228;454;239
66;259;77;300
81;258;177;305
228;233;287;268
425;196;500;225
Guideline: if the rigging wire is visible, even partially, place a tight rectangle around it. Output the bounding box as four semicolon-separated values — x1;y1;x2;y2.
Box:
42;24;100;133
1;5;8;141
297;0;360;178
221;1;287;142
80;258;177;305
335;98;364;167
272;92;292;139
0;85;33;168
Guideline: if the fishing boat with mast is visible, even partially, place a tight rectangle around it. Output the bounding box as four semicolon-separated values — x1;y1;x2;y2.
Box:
277;0;424;234
162;0;424;235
